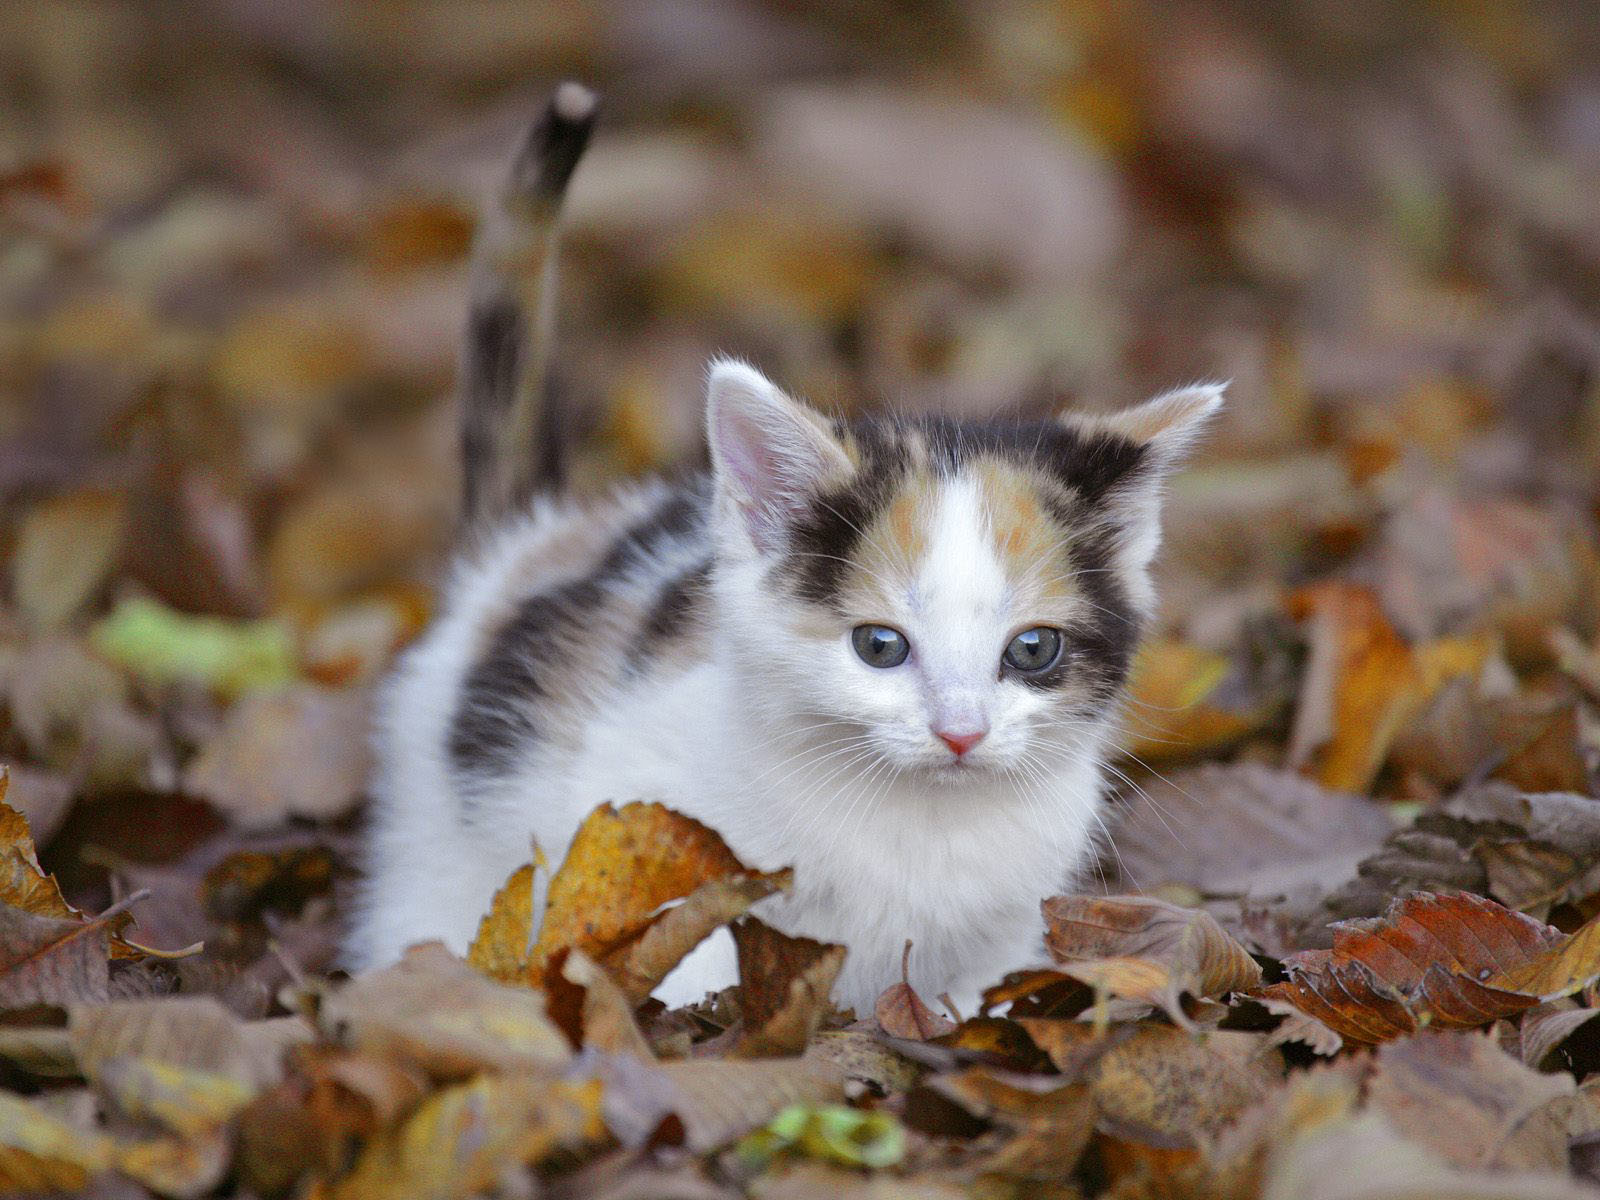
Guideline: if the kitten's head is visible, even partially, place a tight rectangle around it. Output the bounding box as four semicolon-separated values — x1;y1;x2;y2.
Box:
706;360;1221;778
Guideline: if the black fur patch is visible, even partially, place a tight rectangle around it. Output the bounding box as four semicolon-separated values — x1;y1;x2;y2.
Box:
461;293;525;520
448;485;708;783
640;557;712;646
1013;529;1141;697
777;416;1148;608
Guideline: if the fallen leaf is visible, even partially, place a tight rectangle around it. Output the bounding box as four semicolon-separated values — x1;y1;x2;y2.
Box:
605;869;790;1005
311;942;569;1080
534;802;751;968
1484;907;1600;1002
91;596;296;698
468;861;535;985
921;1067;1095;1179
322;1073;602;1200
182;685;372;827
1286;583;1486;792
0;766;74;848
737;1102;905;1171
1519;1004;1600;1068
651;1055;848;1153
874;942;956;1041
1040;895;1261;1026
0;1089;116;1193
0;905;113;1009
1365;1030;1574;1171
1259;891;1564;1043
0;786;81;921
732;918;846;1057
69;997;300;1090
1120;638;1277;762
1019;1020;1280;1144
562;948;656;1060
10;489;126;630
1107;763;1393;943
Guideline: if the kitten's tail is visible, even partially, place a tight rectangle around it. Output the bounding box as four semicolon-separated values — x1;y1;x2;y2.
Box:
460;81;599;525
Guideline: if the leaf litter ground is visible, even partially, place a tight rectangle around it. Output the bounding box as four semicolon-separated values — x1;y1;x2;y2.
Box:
6;2;1600;1196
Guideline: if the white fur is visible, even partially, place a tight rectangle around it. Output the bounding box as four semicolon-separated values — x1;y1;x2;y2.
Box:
350;363;1216;1017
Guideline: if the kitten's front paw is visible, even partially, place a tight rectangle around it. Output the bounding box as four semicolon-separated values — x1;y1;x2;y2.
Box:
652;928;738;1009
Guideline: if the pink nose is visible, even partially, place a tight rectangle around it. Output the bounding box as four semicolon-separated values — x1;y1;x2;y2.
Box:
935;728;987;758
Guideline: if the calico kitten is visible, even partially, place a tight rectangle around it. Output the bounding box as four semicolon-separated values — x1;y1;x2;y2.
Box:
348;84;1222;1016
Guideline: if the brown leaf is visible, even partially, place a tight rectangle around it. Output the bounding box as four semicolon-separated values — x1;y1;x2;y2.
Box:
605;869;791;1005
1120;638;1278;763
0;905;112;1009
1258;891;1566;1043
652;1055;847;1153
11;489;126;631
0;1090;116;1193
0;786;81;921
1519;1004;1600;1068
0;766;74;849
874;942;956;1041
1019;1020;1280;1145
323;1074;603;1200
1041;895;1261;1026
1107;763;1393;950
732;918;846;1057
1285;584;1486;792
69;997;301;1091
1366;1031;1574;1172
923;1067;1095;1179
562;948;656;1060
182;685;372;828
312;942;569;1080
1485;907;1600;1002
534;802;751;967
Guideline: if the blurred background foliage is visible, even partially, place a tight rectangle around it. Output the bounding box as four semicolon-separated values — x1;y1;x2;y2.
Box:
1;0;1600;966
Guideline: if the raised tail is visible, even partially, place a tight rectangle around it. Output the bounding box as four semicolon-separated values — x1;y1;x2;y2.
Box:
460;81;599;525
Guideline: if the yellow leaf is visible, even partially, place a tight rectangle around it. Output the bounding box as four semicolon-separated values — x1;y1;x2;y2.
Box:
468;862;535;984
0;1091;116;1193
325;1074;602;1200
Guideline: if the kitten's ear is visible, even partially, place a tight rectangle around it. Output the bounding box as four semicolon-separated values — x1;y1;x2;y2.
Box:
1061;383;1225;586
1062;383;1226;468
706;359;852;553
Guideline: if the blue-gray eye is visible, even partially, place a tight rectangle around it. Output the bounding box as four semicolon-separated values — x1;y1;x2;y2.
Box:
1004;627;1062;673
852;624;909;668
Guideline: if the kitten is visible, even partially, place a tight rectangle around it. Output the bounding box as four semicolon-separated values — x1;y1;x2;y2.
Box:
347;84;1222;1017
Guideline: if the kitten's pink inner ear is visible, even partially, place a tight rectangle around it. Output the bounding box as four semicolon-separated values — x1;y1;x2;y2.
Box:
706;360;851;553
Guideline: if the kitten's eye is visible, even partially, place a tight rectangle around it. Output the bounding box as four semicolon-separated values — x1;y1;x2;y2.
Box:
852;624;910;668
1003;627;1063;673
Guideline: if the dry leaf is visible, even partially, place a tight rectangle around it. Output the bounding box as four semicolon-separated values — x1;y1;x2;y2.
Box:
1365;1031;1575;1172
322;1074;602;1200
1019;1020;1280;1144
1286;583;1486;792
922;1067;1095;1179
732;918;846;1057
0;1090;117;1193
1485;908;1600;1002
874;942;956;1041
1041;895;1261;1026
652;1055;848;1153
468;861;535;985
0;905;113;1009
312;942;569;1080
183;685;372;827
534;802;750;968
10;489;126;631
1259;891;1564;1043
